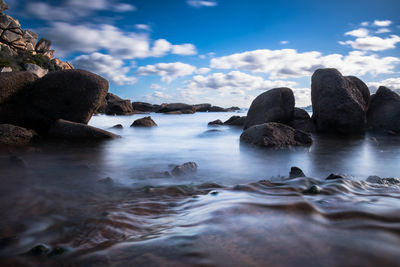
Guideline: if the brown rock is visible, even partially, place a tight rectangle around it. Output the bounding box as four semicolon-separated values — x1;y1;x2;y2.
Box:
0;124;36;146
208;119;223;126
48;119;118;140
171;162;198;176
35;38;51;52
131;116;157;127
0;71;37;104
104;93;134;115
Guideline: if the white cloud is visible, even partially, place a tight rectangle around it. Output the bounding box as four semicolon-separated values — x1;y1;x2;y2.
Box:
151;39;173;57
196;67;211;74
187;0;217;8
376;28;390;34
339;35;400;51
345;28;369;37
137;62;197;83
72;52;137;85
172;44;197;55
210;49;400;78
150;84;165;90
360;21;369;27
280;40;289;44
134;24;151;31
373;20;392;27
144;91;173;101
367;77;400;93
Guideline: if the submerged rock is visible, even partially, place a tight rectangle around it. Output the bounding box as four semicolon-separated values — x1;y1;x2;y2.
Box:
240;122;312;148
311;68;370;134
289;167;306;178
208;119;223;126
367;86;400;135
131;116;157;127
244;87;295;130
48;119;118;140
171;162;198;176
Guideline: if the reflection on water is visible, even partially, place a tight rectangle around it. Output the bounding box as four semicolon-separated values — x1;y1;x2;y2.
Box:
0;112;399;266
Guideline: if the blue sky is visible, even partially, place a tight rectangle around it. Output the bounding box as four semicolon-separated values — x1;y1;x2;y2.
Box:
5;0;400;107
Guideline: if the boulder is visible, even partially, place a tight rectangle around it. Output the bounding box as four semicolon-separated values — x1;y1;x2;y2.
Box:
244;88;295;130
224;116;246;126
208;119;223;126
240;122;312;149
287;119;316;133
0;71;37;103
311;68;370;134
367;86;400;134
51;58;74;71
111;124;123;129
22;30;38;46
104;93;134;115
35;38;51;52
48;119;118;140
131;116;157;127
293;108;310;120
132;102;155;112
0;0;8;12
156;103;194;113
193;103;212;112
0;124;36;146
24;63;48;78
171;162;198;176
289;167;306;178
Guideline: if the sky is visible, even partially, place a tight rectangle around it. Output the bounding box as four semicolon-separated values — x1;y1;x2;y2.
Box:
5;0;400;107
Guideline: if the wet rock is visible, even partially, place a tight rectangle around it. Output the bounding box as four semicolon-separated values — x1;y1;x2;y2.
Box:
132;101;156;112
156;103;194;113
303;185;321;195
311;68;370;134
171;162;198;176
24;63;48;78
208;119;223;126
326;173;346;180
48;119;118;140
240;122;312;148
193;103;212;112
0;124;36;146
366;176;400;185
131;116;157;127
111;124;123;129
367;86;400;135
104;93;133;115
289;166;306;178
244;87;295;130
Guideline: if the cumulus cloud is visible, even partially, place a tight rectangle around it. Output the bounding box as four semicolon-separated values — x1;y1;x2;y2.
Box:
345;28;369;38
137;62;197;83
367;77;400;93
196;67;211;74
376;28;391;34
210;49;400;79
72;52;137;85
134;24;151;31
339;35;400;51
373;20;392;27
144;91;173;101
172;44;197;55
360;21;369;27
187;0;217;8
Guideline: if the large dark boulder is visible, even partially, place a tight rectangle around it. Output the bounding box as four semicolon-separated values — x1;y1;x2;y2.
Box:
240;122;312;148
0;72;37;104
367;86;400;134
156;103;194;113
224;116;247;126
311;68;370;134
132;102;155;112
293;108;310;120
48;119;118;140
0;124;36;146
193;103;212;112
131;116;157;127
287;119;316;133
244;88;295;130
104;93;133;115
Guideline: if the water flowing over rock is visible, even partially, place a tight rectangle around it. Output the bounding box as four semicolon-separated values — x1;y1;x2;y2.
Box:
367;86;400;135
311;68;370;134
244;87;295;130
240;122;312;148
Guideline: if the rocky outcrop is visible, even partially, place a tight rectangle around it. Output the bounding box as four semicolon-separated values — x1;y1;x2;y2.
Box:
131;116;157;127
208;119;223;126
193;103;212;112
48;119;118;140
240;122;312;149
224;116;246;126
244;88;295;130
367;86;400;134
311;68;370;134
156;103;195;114
99;93;133;115
132;102;156;112
171;162;198;176
208;106;232;112
0;124;36;146
24;63;48;78
0;0;8;12
0;69;108;133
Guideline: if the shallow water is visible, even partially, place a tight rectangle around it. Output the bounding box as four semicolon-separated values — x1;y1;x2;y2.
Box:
0;112;399;266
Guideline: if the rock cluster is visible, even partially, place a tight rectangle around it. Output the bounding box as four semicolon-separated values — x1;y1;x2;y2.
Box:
97;93;134;115
128;101;238;114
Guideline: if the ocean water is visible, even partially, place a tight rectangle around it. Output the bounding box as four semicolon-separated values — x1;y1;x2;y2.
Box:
0;112;399;266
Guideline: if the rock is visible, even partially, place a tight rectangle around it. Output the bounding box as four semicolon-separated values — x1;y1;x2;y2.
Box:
27;244;51;256
51;58;74;71
311;68;370;134
156;103;195;113
111;124;123;129
224;116;246;126
326;173;345;180
35;38;51;52
24;63;48;78
244;88;295;130
2;29;22;43
287;119;316;133
0;67;11;72
367;86;400;134
303;185;321;195
293;108;310;120
240;122;312;148
193;103;212;112
22;30;38;46
208;119;223;126
208;106;230;112
366;176;400;185
228;106;240;111
48;119;118;140
0;71;37;103
43;50;54;59
132;102;155;112
0;124;36;146
0;0;8;12
131;116;157;127
104;93;134;115
289;166;306;178
171;162;198;176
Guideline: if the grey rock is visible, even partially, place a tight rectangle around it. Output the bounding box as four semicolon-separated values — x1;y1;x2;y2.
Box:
24;63;48;78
